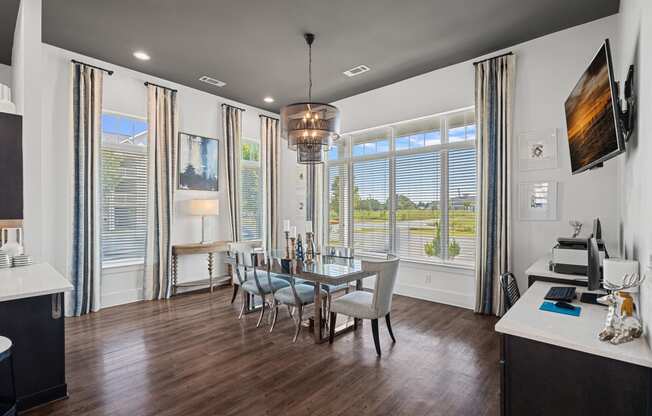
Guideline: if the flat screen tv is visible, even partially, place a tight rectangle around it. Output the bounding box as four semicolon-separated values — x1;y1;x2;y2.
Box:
564;39;624;174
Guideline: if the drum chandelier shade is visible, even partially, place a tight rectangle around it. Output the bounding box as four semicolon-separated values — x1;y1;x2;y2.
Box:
280;33;341;164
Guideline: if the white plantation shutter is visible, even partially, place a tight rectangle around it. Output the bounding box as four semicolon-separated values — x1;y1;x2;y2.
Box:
100;146;148;264
327;164;350;247
240;164;263;240
353;159;390;254
447;148;477;266
395;152;442;261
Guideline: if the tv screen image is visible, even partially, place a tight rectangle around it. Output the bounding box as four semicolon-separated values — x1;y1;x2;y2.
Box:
564;39;624;174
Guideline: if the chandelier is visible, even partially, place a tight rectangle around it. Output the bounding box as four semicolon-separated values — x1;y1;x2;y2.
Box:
281;33;341;164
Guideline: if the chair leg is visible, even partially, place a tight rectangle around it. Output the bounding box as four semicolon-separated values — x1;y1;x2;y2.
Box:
371;319;381;356
256;295;266;328
293;305;303;343
238;291;246;319
329;312;337;344
230;284;239;303
287;304;293;318
270;305;279;333
385;313;396;343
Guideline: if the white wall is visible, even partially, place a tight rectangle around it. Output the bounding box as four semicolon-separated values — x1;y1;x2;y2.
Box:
40;44;277;309
279;16;621;308
0;64;11;87
617;0;652;341
11;0;44;262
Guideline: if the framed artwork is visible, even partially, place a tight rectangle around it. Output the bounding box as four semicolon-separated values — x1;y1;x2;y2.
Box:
178;133;219;191
518;129;558;171
518;181;557;221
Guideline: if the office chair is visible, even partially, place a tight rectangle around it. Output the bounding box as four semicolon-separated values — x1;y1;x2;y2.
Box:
500;272;520;311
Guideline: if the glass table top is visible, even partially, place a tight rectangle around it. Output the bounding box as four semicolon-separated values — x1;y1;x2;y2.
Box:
264;250;369;284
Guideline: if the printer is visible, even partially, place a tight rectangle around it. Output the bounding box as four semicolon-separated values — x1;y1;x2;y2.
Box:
551;218;608;275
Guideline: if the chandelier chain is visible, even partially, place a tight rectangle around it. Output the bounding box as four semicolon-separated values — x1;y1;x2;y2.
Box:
308;41;312;102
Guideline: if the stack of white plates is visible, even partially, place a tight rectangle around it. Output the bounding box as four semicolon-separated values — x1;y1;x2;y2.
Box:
0;250;9;269
12;254;33;268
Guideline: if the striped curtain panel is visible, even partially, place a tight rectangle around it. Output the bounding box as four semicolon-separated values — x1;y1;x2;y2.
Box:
261;115;279;250
223;105;243;242
144;85;178;300
474;54;515;316
71;63;103;316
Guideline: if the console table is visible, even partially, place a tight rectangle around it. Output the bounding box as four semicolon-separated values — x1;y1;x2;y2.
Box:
171;241;231;295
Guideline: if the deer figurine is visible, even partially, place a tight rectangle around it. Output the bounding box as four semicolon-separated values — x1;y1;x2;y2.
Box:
598;273;646;345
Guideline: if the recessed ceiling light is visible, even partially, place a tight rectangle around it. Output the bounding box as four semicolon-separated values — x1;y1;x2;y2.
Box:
263;97;275;103
133;51;151;61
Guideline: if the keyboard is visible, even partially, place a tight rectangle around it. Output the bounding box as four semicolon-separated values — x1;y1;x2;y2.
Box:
544;286;577;302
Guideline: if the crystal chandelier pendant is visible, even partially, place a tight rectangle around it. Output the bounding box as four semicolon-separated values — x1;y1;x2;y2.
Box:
280;33;341;164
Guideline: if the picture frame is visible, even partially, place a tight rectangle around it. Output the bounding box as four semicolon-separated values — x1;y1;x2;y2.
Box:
178;132;219;191
518;181;558;221
518;129;558;171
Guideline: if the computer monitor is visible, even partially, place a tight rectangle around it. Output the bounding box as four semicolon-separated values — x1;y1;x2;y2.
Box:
587;237;601;290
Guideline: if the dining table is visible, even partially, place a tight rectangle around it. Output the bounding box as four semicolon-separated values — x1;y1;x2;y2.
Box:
266;251;374;343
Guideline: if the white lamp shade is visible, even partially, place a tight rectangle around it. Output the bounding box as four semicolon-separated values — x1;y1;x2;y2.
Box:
188;199;219;216
603;258;639;292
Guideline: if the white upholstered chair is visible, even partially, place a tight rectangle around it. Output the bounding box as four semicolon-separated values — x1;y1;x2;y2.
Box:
329;255;400;356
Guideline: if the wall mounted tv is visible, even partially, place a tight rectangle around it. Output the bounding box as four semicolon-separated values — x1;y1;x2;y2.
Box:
564;39;625;175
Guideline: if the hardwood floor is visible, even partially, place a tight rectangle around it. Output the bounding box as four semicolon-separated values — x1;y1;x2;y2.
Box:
27;287;500;416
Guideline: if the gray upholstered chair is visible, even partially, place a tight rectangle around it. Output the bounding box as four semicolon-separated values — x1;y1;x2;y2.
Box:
329;255;399;356
269;258;328;342
228;240;263;304
231;242;289;327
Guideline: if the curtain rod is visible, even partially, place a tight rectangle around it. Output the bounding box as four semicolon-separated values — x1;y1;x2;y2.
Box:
473;51;513;66
144;81;178;92
259;114;279;121
71;59;114;75
221;103;246;112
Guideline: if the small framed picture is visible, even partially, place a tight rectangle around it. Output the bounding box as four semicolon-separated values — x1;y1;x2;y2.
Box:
178;133;219;191
518;129;558;171
518;181;557;221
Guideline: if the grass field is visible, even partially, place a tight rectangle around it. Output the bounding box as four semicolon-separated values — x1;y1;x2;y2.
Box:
329;209;476;237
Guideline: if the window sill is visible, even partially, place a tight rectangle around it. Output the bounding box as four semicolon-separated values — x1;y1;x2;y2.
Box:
102;259;145;270
355;253;474;274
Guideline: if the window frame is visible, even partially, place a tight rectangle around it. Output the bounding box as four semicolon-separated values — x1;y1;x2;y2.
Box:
322;106;477;269
100;110;149;269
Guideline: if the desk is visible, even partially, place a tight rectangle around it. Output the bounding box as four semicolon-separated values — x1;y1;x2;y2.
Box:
171;241;231;295
496;281;652;415
525;256;588;287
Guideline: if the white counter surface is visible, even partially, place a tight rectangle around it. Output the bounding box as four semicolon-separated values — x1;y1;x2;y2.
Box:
496;281;652;368
0;263;72;302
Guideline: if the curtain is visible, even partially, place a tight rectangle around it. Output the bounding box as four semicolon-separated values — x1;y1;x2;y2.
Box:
70;63;103;316
223;105;243;243
306;163;323;246
474;54;515;316
144;85;178;300
261;115;279;250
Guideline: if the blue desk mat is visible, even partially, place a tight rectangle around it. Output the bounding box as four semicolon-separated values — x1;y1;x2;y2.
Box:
539;301;581;317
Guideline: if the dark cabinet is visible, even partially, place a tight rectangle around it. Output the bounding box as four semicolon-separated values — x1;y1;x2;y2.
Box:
0;112;23;220
0;294;67;411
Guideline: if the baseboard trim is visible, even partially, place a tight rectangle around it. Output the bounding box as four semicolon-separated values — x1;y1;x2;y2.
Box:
394;283;474;309
102;288;143;308
18;383;67;411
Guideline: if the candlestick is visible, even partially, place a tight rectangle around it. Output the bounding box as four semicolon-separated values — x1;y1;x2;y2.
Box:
289;237;296;259
305;231;315;263
284;230;291;259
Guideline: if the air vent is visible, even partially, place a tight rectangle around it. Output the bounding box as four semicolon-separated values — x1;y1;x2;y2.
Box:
343;65;370;77
199;76;226;87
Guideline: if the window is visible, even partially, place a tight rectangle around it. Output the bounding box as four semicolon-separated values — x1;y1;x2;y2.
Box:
323;108;477;267
100;113;148;266
240;137;263;240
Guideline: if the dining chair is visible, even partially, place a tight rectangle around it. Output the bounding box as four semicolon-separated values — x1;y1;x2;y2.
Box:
329;255;399;356
228;240;263;304
231;242;289;327
269;258;328;342
500;272;520;311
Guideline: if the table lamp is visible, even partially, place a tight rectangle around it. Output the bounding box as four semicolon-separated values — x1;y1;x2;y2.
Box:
188;199;219;244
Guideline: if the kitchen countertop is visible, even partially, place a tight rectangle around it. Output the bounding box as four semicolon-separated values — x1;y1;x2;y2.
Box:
0;263;73;302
